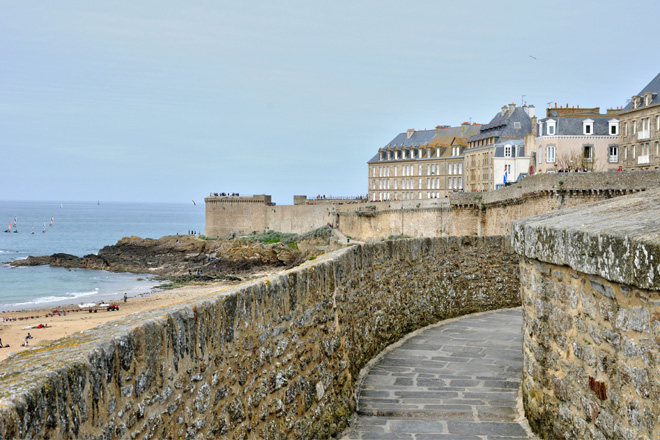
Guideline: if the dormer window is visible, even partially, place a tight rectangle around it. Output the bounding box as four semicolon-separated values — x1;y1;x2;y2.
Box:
386;150;391;160
609;119;619;136
504;145;512;157
546;119;556;136
583;119;594;135
514;122;521;129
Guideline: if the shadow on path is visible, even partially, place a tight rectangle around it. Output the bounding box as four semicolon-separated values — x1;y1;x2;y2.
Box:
340;309;536;439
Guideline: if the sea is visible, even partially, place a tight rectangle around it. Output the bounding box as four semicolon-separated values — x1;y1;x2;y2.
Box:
0;201;205;312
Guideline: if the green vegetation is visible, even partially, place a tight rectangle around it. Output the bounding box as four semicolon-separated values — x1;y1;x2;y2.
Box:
386;234;412;240
308;256;316;261
286;241;299;251
199;235;221;241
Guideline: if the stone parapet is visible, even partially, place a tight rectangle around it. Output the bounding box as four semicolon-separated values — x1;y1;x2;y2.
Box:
0;236;519;439
451;170;660;207
512;189;660;439
511;188;660;290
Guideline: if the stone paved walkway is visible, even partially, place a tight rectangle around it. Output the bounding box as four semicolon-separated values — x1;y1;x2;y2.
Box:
340;309;536;439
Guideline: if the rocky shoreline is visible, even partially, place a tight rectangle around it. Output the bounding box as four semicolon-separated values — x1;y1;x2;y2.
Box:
10;227;334;281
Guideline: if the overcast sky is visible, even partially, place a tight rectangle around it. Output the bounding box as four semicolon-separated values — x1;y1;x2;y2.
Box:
2;0;659;205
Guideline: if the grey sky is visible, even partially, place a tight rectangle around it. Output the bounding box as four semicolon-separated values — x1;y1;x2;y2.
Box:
2;0;658;205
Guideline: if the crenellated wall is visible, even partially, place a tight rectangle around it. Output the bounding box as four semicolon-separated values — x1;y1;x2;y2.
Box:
512;188;660;439
0;236;519;439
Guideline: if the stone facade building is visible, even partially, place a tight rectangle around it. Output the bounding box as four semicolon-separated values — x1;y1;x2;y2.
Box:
464;104;534;192
533;105;620;173
619;72;660;170
367;123;481;201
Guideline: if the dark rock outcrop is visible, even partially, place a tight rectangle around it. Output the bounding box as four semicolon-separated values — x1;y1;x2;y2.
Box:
10;232;329;278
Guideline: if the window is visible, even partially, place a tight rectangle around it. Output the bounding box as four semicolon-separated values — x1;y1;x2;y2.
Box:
608;146;619;163
624;146;628;160
583;119;594;135
633;121;637;134
547;119;556;135
514;122;521;129
547;145;556;163
538;146;543;163
625;122;628;136
609;119;619;135
583;145;593;161
657;116;659;131
504;145;512;157
633;145;636;158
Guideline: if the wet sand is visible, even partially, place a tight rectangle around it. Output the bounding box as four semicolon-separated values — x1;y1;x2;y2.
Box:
0;271;278;362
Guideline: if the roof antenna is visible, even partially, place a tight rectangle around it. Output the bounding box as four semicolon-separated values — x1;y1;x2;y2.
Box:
521;95;526;106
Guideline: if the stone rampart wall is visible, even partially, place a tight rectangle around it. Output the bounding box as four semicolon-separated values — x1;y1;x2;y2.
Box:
512;189;660;439
339;171;660;240
0;237;519;439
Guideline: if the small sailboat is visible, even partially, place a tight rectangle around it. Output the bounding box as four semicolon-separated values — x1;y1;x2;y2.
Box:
31;227;34;235
43;222;46;233
60;203;63;209
192;200;196;206
50;216;54;226
97;200;100;206
13;217;17;227
4;221;10;233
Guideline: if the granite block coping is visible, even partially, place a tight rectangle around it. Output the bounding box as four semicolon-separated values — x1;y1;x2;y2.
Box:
511;187;660;291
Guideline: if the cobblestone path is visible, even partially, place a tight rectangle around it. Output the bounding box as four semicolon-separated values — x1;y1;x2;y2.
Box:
340;309;536;439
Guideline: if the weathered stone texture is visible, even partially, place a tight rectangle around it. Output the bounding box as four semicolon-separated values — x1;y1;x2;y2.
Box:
513;188;660;439
0;236;519;439
339;170;660;240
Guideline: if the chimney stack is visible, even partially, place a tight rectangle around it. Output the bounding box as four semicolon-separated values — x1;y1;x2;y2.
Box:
501;105;508;116
508;103;516;115
528;105;535;118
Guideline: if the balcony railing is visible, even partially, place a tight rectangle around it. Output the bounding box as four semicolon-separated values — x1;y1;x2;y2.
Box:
638;129;650;140
638;155;650;165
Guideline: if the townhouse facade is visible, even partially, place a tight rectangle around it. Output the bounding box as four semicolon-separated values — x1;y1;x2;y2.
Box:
367;123;481;201
618;72;660;170
534;105;620;173
464;104;534;192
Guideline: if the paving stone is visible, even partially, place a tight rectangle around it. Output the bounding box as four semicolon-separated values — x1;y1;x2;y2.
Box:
340;310;536;439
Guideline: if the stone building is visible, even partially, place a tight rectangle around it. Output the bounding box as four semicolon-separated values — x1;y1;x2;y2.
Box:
533;105;620;173
492;139;531;189
367;123;481;201
464;104;534;192
618;72;660;170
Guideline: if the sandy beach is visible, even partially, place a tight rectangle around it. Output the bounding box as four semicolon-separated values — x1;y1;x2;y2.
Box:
0;274;271;362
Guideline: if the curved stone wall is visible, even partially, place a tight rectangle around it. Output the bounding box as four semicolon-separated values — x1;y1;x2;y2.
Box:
0;237;519;439
512;189;660;439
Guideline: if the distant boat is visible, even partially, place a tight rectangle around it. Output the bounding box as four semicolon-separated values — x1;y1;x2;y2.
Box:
31;227;34;235
13;217;17;227
60;203;63;209
4;221;10;233
192;200;196;206
50;216;54;226
43;223;46;233
98;200;100;206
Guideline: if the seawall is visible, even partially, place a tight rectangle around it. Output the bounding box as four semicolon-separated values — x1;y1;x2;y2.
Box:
339;170;660;240
512;188;660;439
0;236;519;439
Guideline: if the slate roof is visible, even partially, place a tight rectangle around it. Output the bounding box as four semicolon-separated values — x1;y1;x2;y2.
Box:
622;72;660;111
537;115;617;136
384;130;437;149
468;107;532;143
368;125;482;163
493;140;526;158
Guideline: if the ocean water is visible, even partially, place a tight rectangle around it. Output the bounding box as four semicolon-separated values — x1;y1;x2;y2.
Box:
0;201;205;311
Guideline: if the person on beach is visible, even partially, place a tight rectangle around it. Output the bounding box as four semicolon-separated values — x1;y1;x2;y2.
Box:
124;293;127;303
